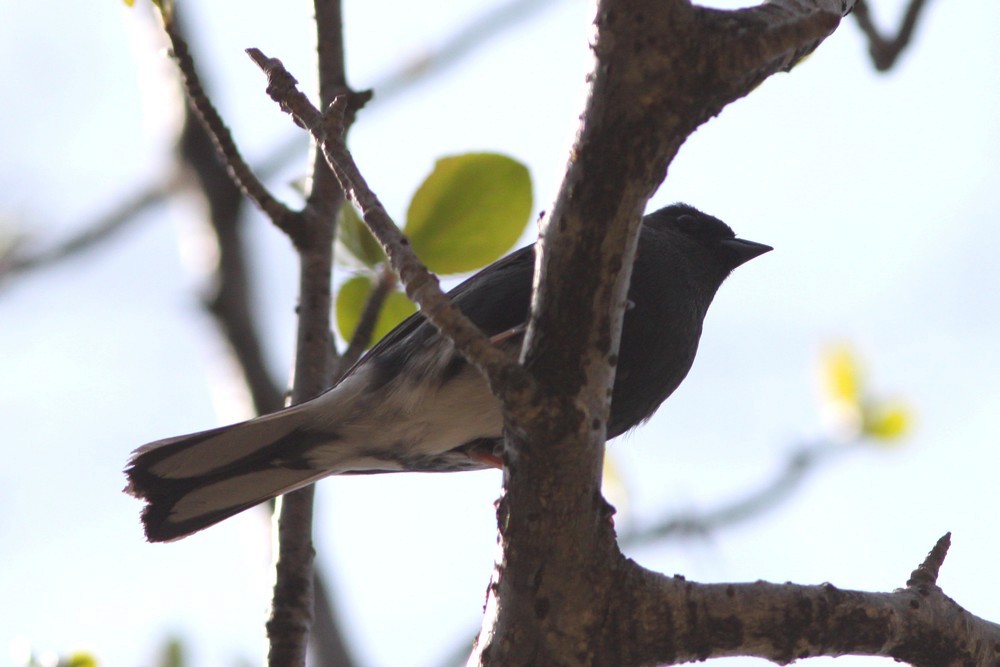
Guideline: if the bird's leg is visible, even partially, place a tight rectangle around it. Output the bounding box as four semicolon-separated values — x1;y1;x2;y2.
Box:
489;324;526;346
468;450;504;468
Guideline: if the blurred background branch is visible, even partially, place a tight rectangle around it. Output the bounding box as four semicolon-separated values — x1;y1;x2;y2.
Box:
852;0;931;71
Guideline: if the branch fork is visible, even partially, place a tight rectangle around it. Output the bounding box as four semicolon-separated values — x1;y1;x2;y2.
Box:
246;48;534;407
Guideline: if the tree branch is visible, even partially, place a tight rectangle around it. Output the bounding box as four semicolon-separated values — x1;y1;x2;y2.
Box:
609;535;1000;665
265;2;366;665
470;0;855;664
371;0;559;99
0;177;179;285
311;566;357;667
852;0;931;71
907;532;950;587
245;49;531;400
161;17;304;244
306;0;359;236
0;0;565;288
622;440;846;547
174;66;285;416
182;0;564;223
333;266;397;379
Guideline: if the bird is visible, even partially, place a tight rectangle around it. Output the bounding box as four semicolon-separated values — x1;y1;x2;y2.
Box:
125;203;771;541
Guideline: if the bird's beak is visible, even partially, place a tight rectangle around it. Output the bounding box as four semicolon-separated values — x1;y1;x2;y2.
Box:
720;238;773;268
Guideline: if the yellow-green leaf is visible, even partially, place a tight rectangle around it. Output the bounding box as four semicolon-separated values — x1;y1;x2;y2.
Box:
820;342;863;407
62;653;99;667
336;203;386;268
405;153;531;274
157;637;185;667
863;400;912;443
336;275;416;347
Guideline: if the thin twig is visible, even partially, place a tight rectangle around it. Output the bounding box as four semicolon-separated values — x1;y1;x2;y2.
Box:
173;26;285;415
249;0;561;202
852;0;931;71
334;266;397;378
0;176;180;284
305;0;361;236
2;0;558;289
372;0;561;99
320;97;520;383
266;2;364;665
621;441;846;547
171;19;341;664
312;568;357;667
267;488;317;667
162;20;304;243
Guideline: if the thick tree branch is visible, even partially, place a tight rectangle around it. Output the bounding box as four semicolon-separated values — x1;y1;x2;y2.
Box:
520;0;851;436
609;535;1000;665
471;0;855;664
852;0;931;71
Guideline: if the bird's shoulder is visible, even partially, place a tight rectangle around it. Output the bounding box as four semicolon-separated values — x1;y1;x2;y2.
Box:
345;244;536;386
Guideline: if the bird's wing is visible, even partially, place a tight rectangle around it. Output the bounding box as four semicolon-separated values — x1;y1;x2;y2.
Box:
345;244;536;376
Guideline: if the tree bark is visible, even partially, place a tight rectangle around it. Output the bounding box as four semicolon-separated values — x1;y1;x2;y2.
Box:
471;0;851;664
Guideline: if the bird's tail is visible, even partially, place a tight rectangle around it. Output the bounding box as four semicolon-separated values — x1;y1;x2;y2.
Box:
125;405;332;542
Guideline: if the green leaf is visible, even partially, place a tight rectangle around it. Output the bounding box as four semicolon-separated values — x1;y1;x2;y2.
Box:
336;203;386;268
405;153;531;274
336;275;416;347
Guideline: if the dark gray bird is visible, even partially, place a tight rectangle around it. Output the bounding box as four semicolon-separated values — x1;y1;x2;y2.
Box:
125;204;770;541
